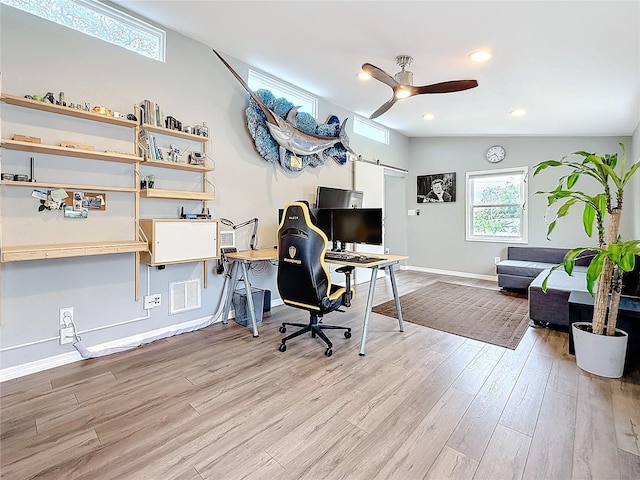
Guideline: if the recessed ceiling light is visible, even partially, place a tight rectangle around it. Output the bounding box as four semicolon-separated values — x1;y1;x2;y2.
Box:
510;109;526;116
423;113;435;120
357;71;371;80
470;51;492;62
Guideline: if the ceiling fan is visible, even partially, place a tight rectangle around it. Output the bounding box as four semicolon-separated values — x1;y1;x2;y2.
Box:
362;55;478;119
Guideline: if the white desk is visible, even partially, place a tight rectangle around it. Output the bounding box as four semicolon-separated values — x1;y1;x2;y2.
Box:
222;248;406;355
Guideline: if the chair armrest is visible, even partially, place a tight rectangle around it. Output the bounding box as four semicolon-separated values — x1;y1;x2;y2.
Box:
336;266;354;307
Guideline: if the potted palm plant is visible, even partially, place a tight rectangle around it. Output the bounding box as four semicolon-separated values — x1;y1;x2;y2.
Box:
534;143;640;377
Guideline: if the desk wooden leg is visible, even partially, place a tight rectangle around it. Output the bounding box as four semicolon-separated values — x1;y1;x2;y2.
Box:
359;266;379;356
388;265;404;332
240;262;260;337
222;261;239;324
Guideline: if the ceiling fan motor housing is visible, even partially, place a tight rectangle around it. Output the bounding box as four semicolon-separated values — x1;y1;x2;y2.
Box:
394;70;413;86
394;55;414;85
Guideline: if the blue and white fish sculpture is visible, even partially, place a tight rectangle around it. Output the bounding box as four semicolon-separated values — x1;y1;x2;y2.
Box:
213;49;355;170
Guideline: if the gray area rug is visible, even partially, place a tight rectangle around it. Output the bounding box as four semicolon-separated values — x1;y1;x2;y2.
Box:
372;281;530;349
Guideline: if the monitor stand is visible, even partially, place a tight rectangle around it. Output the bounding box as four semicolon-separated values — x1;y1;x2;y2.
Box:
332;240;345;252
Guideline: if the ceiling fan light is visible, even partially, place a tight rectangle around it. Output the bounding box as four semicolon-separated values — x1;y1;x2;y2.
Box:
423;113;435;120
470;51;492;62
357;71;371;80
510;109;526;116
396;88;411;99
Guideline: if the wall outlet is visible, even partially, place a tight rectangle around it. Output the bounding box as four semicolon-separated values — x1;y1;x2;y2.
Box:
494;256;501;265
59;307;73;326
59;327;74;345
144;293;162;309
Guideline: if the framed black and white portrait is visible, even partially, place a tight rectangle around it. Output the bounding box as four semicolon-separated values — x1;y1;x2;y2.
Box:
417;172;456;203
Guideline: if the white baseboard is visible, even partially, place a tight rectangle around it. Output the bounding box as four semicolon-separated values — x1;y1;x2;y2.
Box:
1;299;281;382
0;315;216;382
0;351;84;383
405;265;497;282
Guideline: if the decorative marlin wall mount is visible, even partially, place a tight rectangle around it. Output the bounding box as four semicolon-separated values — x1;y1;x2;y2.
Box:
213;49;355;172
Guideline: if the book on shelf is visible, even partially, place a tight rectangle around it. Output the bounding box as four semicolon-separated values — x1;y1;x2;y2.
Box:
138;99;165;128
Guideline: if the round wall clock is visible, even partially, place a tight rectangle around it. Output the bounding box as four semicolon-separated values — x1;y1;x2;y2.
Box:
486;145;506;163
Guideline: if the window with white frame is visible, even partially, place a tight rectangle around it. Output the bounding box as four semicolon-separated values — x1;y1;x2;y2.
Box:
466;167;528;243
353;116;389;144
1;0;166;62
247;69;318;119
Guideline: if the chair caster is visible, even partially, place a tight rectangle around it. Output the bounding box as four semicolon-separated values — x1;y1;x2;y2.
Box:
279;326;286;333
324;347;332;357
344;330;352;339
278;343;287;352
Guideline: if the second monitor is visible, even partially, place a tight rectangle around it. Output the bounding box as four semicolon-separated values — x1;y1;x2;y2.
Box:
331;208;383;246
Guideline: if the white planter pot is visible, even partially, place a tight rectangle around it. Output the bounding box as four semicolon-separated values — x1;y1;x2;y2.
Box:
572;322;628;378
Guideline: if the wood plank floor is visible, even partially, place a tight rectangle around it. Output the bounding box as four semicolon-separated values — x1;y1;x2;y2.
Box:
2;270;640;479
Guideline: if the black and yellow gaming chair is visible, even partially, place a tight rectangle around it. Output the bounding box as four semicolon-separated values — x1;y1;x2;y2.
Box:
277;201;354;356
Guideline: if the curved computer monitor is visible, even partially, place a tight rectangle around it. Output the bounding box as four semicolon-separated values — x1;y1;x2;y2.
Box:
316;186;363;209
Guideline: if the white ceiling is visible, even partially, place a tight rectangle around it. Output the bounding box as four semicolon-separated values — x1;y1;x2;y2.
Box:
113;0;640;138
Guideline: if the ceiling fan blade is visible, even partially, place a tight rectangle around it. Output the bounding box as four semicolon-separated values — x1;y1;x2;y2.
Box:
369;96;398;119
414;80;478;95
362;63;398;89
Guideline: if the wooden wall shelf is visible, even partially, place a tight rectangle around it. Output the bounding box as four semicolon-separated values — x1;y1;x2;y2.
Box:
1;94;138;128
142;158;213;172
1;140;142;164
140;124;209;142
1;240;147;262
139;189;215;201
1;180;136;193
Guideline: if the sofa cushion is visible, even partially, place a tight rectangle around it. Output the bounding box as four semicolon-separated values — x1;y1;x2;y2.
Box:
529;266;589;292
497;260;558;279
506;246;595;266
507;246;569;264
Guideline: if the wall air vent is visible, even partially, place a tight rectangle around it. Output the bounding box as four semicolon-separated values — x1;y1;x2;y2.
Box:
170;279;201;314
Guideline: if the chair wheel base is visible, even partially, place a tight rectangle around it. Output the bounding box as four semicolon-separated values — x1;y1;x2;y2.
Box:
278;343;287;352
344;330;351;339
324;348;332;357
279;326;286;333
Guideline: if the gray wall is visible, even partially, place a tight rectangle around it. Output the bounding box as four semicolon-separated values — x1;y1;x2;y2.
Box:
406;136;635;276
0;6;408;372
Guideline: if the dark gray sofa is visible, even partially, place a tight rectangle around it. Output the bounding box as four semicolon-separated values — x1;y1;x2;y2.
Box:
496;246;593;328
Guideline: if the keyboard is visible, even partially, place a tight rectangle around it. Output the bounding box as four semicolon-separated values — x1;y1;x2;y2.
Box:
324;251;377;264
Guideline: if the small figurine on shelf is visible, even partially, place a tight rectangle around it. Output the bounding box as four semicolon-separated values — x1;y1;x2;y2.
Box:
169;144;182;162
140;174;155;189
